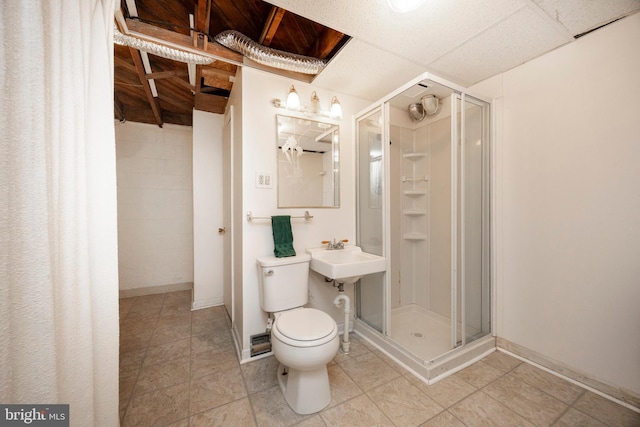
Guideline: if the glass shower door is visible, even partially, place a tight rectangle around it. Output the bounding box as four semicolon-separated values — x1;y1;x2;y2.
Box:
356;108;385;332
454;94;491;347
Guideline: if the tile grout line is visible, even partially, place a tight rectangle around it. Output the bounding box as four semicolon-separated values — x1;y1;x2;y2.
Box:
121;294;167;426
498;348;640;414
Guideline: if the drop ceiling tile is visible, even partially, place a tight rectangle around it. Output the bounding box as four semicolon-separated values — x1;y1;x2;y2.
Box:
531;0;640;36
314;39;424;102
267;0;526;64
427;6;572;85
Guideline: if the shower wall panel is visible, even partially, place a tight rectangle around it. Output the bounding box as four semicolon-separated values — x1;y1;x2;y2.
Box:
428;117;452;319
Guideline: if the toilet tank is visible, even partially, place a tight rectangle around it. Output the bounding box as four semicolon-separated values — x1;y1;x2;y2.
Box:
257;254;311;312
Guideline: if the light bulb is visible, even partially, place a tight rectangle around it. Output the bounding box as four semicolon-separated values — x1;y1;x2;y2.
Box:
286;85;300;111
330;96;342;120
310;91;320;114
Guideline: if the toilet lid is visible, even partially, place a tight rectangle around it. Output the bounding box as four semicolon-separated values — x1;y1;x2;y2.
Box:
275;308;336;342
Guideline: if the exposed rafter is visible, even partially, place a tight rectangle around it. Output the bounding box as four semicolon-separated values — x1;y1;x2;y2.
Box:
113;0;350;126
259;6;286;46
128;46;163;127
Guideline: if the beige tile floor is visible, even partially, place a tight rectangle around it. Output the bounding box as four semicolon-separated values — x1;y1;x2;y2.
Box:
119;291;640;426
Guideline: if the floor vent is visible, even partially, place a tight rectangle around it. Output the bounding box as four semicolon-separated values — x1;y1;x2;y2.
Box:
250;332;271;357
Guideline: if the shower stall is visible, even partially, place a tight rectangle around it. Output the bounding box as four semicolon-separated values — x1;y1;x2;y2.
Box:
354;73;493;382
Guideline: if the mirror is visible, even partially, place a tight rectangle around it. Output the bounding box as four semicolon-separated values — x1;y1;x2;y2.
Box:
276;114;340;207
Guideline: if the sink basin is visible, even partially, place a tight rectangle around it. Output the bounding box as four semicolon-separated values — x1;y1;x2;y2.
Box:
306;246;386;284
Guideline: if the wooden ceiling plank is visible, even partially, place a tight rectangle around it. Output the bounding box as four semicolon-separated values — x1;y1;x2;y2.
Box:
145;70;189;80
128;46;163;127
308;28;346;59
259;6;286;46
115;81;144;88
115;55;138;74
170;77;196;92
158;94;194;112
194;93;226;114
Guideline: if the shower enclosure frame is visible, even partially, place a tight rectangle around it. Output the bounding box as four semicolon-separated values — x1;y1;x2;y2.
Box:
354;72;496;383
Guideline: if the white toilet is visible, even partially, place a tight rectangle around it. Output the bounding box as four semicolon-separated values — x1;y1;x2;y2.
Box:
257;253;339;415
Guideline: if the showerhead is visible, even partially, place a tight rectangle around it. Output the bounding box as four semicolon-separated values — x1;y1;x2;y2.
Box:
408;103;426;121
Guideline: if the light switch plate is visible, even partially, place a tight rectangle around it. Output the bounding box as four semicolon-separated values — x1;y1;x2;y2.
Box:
256;171;272;189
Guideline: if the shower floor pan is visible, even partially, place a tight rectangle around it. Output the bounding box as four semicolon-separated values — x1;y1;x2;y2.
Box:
354;313;495;383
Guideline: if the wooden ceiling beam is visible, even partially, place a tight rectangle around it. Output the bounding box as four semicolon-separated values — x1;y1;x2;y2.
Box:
259;6;286;46
195;0;211;35
193;0;213;97
201;67;234;91
128;47;163;127
123;18;314;83
125;18;243;65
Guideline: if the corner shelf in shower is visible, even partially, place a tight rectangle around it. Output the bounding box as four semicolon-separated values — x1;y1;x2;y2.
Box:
403;190;427;196
403;232;427;241
403;209;427;216
403;152;427;160
402;175;429;182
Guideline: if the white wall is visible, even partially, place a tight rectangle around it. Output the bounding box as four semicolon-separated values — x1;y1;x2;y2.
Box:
115;122;194;294
192;111;225;309
473;13;640;396
229;70;245;351
234;67;369;360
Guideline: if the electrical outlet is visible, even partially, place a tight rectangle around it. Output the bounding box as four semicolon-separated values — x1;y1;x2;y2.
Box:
256;171;272;189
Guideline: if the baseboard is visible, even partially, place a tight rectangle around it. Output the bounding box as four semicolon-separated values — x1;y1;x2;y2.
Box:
119;282;193;299
191;296;224;310
497;337;640;411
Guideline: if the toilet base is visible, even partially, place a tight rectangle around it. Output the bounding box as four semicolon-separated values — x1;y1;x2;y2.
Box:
277;363;331;414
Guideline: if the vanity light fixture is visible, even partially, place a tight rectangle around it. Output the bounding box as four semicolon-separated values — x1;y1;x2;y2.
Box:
273;86;343;120
387;0;427;13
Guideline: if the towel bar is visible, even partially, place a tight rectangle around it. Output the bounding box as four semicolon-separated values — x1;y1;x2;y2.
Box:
247;211;313;221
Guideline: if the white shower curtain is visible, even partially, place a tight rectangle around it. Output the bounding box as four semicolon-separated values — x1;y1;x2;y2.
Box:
1;1;119;425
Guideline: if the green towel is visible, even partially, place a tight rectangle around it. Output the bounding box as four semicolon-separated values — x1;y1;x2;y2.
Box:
272;215;296;257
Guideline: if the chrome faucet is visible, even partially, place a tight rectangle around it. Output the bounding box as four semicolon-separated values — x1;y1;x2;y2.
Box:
322;238;348;250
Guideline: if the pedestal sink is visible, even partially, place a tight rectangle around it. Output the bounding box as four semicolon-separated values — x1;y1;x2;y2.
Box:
306;246;386;284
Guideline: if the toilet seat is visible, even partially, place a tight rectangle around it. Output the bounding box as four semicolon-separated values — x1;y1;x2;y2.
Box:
273;308;337;348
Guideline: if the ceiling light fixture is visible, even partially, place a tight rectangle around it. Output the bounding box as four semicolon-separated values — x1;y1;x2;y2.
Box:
387;0;427;13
